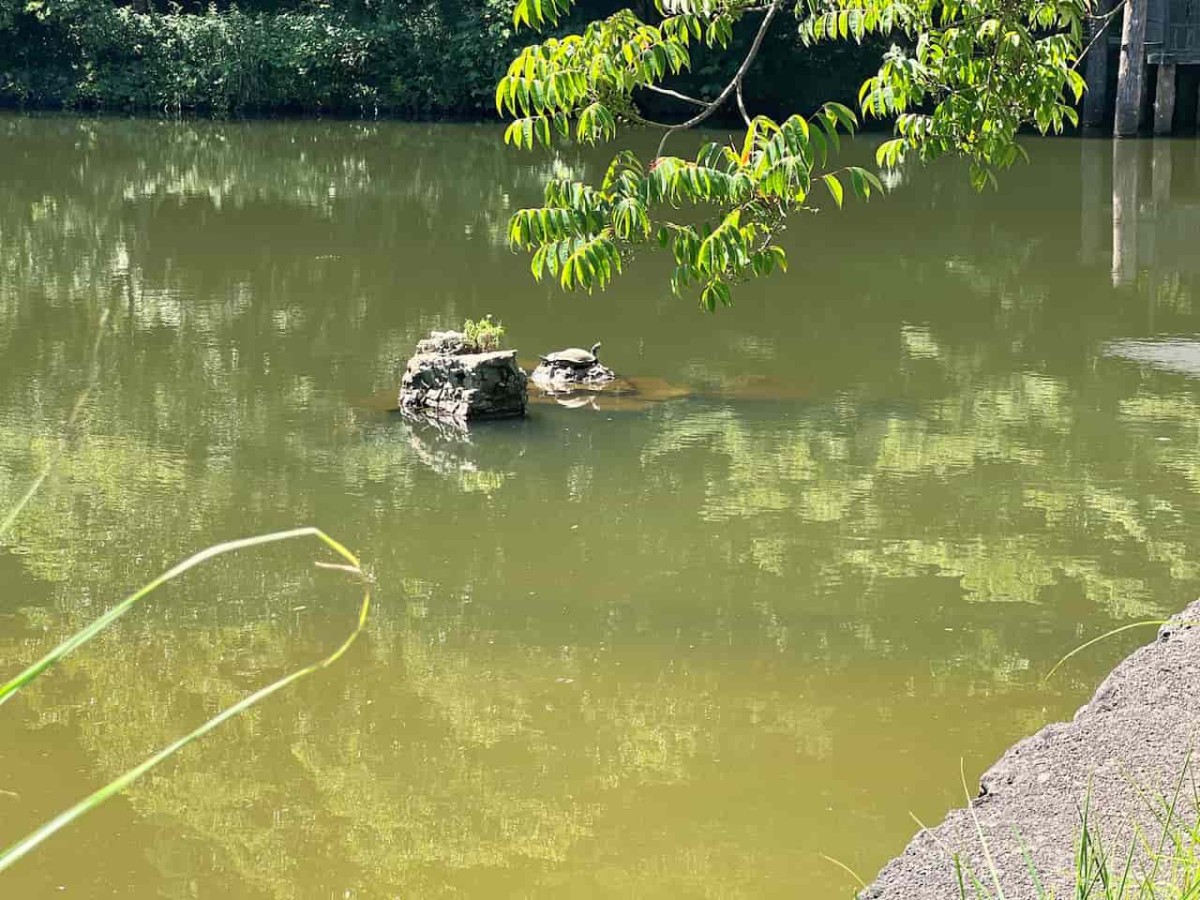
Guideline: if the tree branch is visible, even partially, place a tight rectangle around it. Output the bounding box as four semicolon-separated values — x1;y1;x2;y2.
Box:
1073;0;1127;69
736;78;753;127
654;0;782;158
643;83;710;107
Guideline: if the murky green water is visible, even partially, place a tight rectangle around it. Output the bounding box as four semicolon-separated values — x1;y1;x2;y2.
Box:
2;114;1200;898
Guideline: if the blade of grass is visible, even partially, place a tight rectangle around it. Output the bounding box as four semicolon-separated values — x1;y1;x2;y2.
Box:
961;759;1007;900
1044;621;1173;682
912;808;997;897
1075;785;1097;899
1112;824;1139;900
819;853;867;892
911;810;957;857
0;310;373;873
0;587;369;873
1015;832;1048;898
954;855;972;899
0;526;359;706
1142;748;1193;890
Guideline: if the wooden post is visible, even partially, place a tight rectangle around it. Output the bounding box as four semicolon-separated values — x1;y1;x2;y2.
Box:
1112;140;1140;285
1154;64;1177;135
1114;0;1149;136
1082;0;1114;128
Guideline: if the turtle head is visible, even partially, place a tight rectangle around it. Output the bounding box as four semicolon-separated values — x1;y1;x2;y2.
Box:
590;342;602;358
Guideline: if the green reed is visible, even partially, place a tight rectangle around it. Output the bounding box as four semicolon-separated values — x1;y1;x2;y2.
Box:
0;527;372;874
0;310;371;875
946;758;1200;900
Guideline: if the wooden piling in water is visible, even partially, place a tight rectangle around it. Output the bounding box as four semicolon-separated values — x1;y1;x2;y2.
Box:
1115;0;1150;136
1154;64;1177;134
1082;0;1115;128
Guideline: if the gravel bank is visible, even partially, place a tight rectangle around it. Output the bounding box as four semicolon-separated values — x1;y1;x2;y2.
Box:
863;601;1200;899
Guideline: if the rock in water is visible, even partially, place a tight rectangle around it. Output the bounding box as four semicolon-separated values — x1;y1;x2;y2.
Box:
531;342;616;393
400;332;527;423
415;330;467;356
531;360;617;392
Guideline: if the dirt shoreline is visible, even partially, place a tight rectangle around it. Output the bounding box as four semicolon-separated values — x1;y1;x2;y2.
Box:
863;601;1200;899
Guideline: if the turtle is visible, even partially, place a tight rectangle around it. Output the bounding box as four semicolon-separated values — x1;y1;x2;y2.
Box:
539;342;602;369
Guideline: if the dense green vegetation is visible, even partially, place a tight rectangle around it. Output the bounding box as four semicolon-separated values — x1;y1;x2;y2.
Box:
0;0;879;115
0;0;516;114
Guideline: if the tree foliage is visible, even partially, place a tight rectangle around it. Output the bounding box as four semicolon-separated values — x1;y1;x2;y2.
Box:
0;0;522;115
0;0;881;118
498;0;1089;306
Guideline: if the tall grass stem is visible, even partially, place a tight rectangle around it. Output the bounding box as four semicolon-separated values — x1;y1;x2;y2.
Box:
0;528;370;874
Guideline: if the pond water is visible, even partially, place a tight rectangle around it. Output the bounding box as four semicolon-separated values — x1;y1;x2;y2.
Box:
2;114;1200;898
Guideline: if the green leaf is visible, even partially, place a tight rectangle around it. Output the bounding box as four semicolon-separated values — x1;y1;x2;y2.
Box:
824;101;858;133
821;172;844;208
876;138;906;168
848;167;867;199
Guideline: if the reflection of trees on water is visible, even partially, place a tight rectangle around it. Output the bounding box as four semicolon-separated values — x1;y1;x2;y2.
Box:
4;121;1200;896
7;378;1200;894
0;562;841;897
0;116;586;402
642;354;1197;622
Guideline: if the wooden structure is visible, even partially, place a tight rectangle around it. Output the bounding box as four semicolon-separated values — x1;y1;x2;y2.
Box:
1085;0;1200;135
1085;139;1200;289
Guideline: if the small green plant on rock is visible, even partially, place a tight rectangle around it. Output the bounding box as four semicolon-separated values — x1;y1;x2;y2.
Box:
463;315;505;352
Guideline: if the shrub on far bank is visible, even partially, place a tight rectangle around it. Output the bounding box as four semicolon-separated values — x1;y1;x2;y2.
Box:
0;0;880;118
0;0;518;116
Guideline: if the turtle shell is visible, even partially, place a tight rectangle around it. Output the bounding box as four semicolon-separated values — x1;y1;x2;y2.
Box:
540;347;596;366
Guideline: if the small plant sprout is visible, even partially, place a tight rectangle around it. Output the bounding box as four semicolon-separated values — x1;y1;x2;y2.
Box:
463;315;506;352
